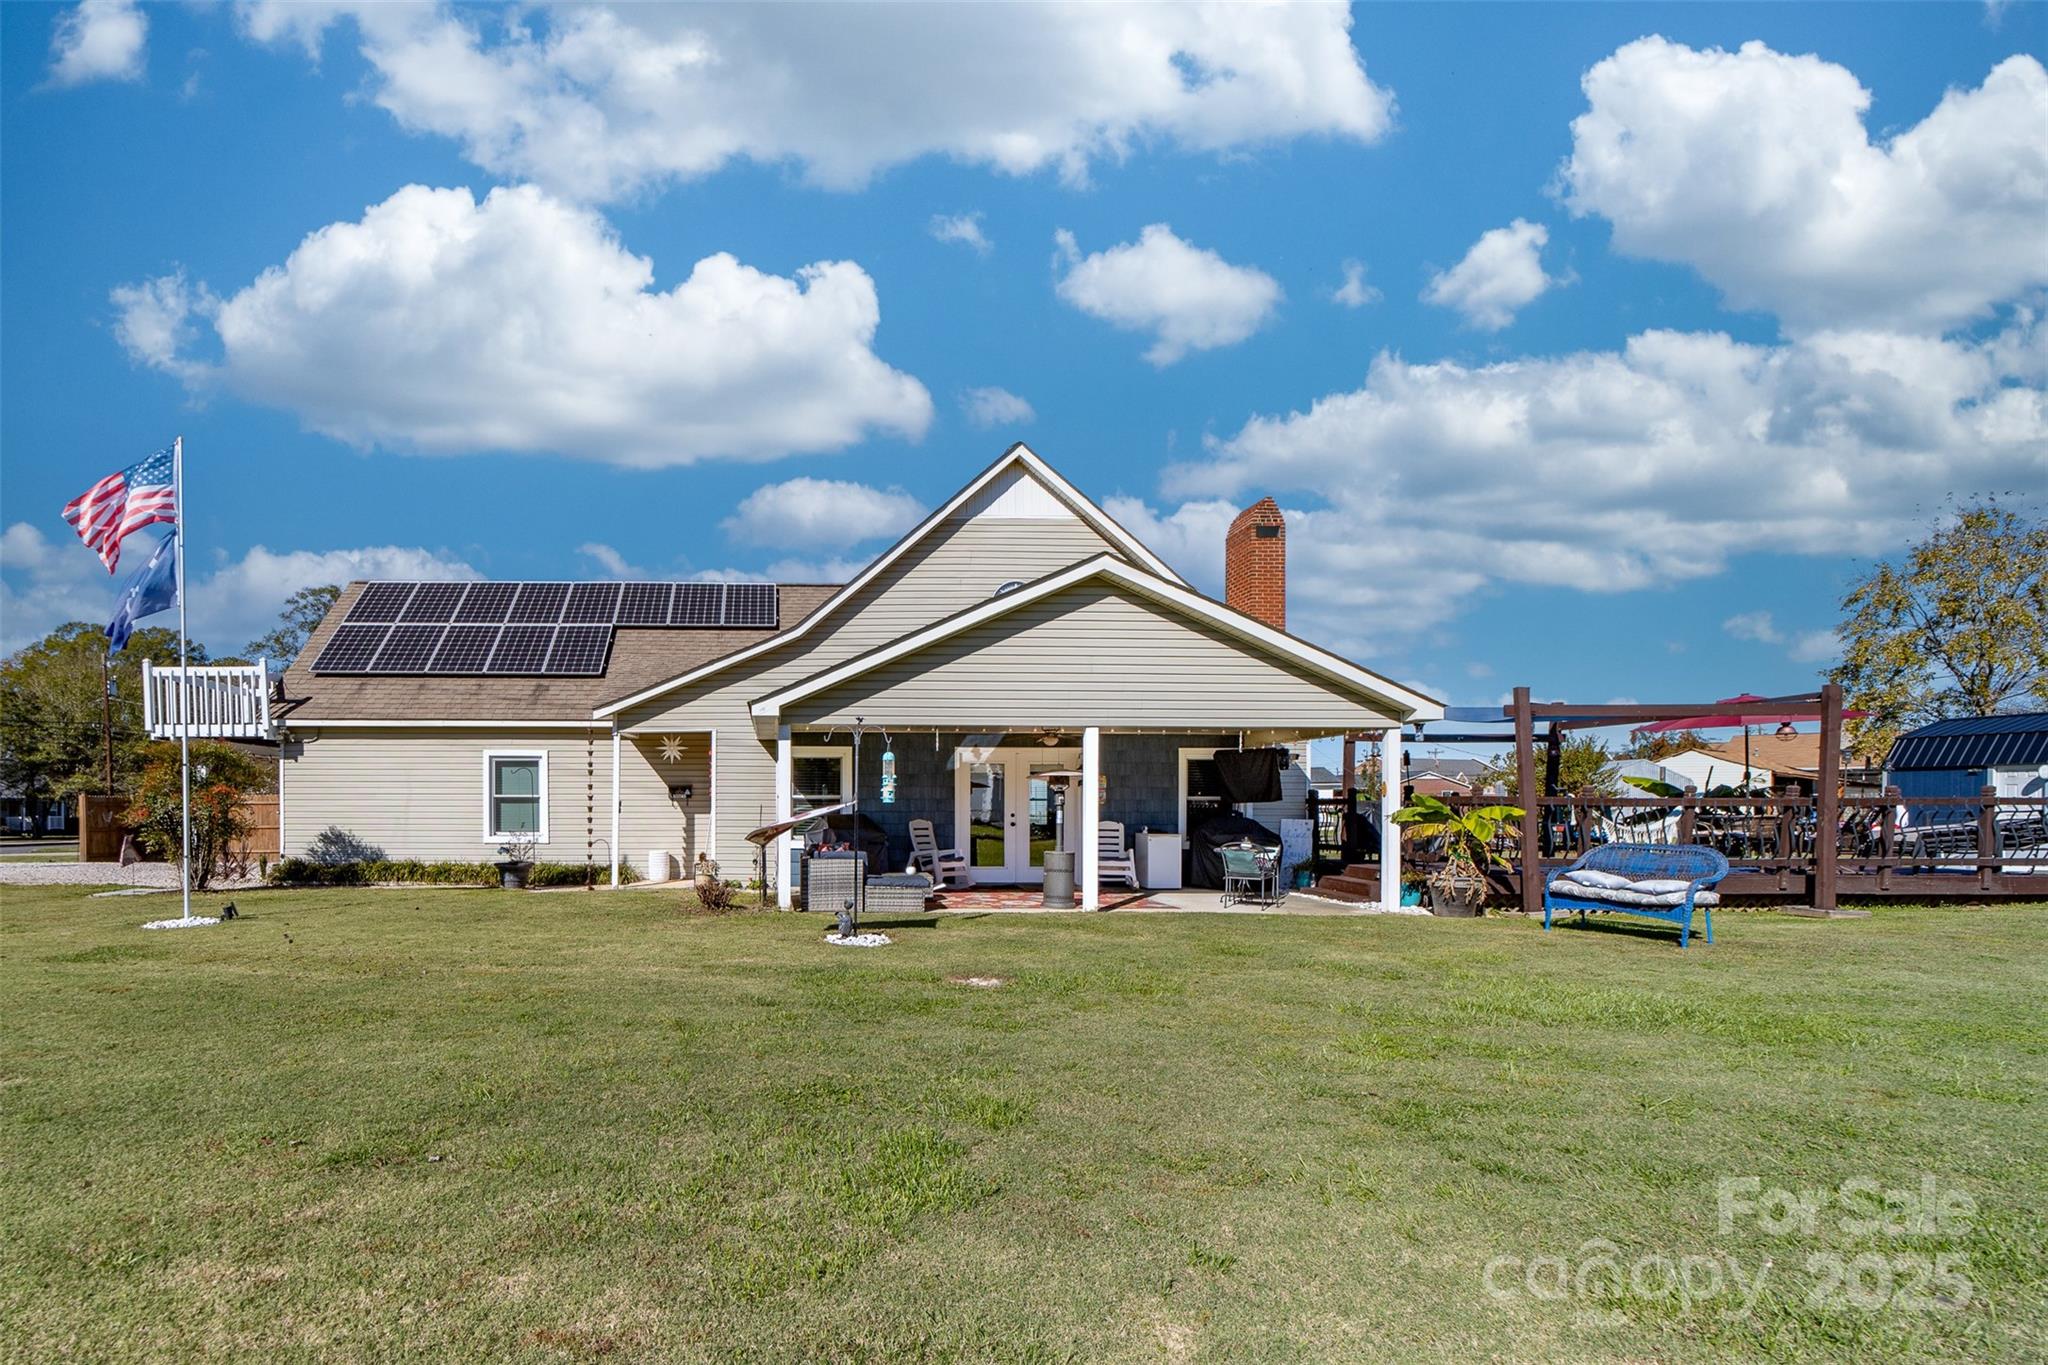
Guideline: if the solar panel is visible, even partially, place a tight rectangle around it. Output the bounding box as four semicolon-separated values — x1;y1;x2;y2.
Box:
617;582;672;625
671;582;725;626
563;582;623;623
312;624;390;673
429;625;500;673
346;583;416;622
723;583;778;628
455;582;517;623
487;625;556;673
509;582;570;623
372;624;446;673
400;582;468;622
546;625;613;675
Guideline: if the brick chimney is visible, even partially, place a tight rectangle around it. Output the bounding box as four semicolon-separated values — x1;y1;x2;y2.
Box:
1224;497;1285;630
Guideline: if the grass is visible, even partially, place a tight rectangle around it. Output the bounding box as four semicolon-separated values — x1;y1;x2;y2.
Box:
2;886;2043;1363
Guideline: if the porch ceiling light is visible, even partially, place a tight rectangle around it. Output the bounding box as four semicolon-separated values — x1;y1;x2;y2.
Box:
658;735;686;762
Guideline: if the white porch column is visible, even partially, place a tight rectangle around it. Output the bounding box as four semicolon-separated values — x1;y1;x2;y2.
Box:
1080;726;1101;910
1379;725;1402;912
609;725;622;888
773;725;793;908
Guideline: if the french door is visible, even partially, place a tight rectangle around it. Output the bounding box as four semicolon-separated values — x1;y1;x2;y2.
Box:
953;747;1079;884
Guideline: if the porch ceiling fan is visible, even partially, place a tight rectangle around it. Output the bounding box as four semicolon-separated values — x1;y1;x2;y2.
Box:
1034;728;1065;747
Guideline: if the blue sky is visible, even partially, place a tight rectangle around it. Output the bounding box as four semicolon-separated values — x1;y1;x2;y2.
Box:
4;2;2044;743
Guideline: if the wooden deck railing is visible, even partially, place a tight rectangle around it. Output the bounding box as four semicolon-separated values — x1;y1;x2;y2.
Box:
1409;787;2047;905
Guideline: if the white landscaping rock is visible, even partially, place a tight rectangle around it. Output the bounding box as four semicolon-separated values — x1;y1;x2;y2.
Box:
824;931;892;947
141;915;221;930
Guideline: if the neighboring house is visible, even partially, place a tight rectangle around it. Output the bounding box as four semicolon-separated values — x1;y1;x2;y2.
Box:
1;781;75;837
275;446;1441;907
1885;714;2048;806
1652;748;1774;793
1402;755;1491;798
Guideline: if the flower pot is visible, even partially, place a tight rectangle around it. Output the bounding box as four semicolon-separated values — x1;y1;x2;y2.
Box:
1427;878;1485;917
1399;886;1423;907
495;859;531;890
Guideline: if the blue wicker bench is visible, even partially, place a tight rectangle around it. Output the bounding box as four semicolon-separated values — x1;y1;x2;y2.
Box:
1543;842;1730;948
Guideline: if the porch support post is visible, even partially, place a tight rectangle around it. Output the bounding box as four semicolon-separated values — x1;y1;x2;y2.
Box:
1815;681;1842;914
1379;726;1402;912
774;725;793;909
609;724;622;889
1080;726;1101;910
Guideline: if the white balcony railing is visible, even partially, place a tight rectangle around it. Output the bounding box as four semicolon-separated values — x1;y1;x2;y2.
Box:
142;660;274;740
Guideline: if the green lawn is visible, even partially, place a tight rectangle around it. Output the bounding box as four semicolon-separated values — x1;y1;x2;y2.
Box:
2;887;2043;1363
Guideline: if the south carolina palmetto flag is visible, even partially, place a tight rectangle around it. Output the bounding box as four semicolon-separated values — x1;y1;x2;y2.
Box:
62;446;178;573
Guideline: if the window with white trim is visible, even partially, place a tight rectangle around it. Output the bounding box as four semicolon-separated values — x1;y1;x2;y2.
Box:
791;745;853;813
484;751;548;841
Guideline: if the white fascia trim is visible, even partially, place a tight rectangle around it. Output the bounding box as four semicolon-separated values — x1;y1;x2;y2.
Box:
288;719;600;729
751;555;1445;723
592;443;1184;721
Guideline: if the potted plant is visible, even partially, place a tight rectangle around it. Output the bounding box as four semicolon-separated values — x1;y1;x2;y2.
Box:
1399;870;1427;908
1292;858;1315;890
1391;792;1524;917
495;834;537;889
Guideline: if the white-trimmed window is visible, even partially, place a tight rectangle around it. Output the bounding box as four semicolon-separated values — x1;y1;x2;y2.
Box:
791;745;853;813
483;750;549;842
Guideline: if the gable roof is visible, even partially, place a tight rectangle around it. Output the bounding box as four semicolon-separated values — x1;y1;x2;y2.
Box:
277;581;838;723
595;443;1185;719
1888;712;2048;770
750;554;1443;724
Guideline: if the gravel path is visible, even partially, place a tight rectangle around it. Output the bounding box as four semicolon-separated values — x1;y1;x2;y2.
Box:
0;861;264;891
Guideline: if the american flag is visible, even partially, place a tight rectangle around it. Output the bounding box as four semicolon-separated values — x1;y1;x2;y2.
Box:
62;446;178;573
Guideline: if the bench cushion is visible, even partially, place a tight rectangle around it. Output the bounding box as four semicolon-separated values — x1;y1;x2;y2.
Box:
1563;868;1633;890
868;873;933;890
1553;875;1719;908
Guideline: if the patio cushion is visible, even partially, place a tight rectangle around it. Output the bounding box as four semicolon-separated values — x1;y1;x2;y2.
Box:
1627;877;1697;894
868;873;932;889
1552;877;1719;908
1561;868;1632;889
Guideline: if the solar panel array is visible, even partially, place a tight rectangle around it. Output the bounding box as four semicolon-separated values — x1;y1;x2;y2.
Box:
316;581;777;675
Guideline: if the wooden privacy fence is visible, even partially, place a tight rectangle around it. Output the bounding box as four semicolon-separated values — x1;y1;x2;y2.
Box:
75;793;280;863
1414;788;2048;907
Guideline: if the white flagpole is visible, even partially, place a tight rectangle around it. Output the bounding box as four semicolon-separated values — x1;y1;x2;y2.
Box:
173;436;192;923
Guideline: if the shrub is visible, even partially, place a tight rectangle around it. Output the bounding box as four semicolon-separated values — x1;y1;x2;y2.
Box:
125;741;270;890
304;826;386;865
692;872;744;914
269;858;639;887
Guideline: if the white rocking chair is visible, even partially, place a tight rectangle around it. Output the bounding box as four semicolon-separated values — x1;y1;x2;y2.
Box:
909;819;970;888
1097;820;1140;889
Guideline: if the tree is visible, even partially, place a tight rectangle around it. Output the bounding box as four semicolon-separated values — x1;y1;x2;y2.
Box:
125;740;270;889
0;623;206;823
1831;504;2048;760
1622;729;1703;762
1481;734;1619;797
244;584;340;667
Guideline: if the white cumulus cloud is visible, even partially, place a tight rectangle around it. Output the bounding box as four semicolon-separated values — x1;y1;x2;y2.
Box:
960;387;1035;429
930;212;991;255
1332;260;1381;308
1422;219;1559;331
110;183;932;467
47;0;147;87
1054;224;1282;366
1722;611;1783;644
0;523;479;657
236;1;1393;201
1132;319;2046;650
1559;38;2048;334
722;477;925;550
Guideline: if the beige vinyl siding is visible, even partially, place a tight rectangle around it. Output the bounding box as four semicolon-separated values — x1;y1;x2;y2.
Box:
283;728;617;865
782;584;1400;732
623;515;1125;861
615;734;711;880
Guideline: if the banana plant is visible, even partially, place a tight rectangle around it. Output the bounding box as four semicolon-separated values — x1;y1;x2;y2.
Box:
1391;791;1525;888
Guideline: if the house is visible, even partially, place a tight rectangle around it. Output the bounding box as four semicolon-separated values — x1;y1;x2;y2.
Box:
1885;713;2048;804
1401;755;1493;799
1648;748;1773;793
273;446;1441;909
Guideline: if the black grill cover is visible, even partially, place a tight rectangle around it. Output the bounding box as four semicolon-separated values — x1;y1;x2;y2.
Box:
1188;812;1282;888
1215;747;1284;803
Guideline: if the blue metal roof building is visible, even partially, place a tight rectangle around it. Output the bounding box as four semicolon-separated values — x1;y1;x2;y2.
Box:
1885;713;2048;803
